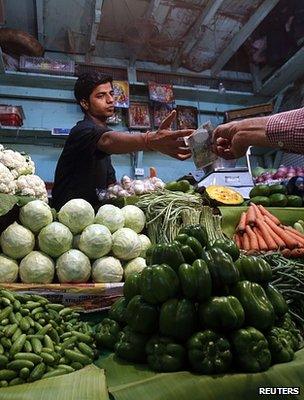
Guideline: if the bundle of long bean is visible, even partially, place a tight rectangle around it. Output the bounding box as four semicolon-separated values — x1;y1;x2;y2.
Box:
264;253;304;333
136;190;202;243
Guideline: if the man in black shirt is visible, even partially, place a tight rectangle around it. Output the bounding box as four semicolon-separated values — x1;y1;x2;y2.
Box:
52;72;193;210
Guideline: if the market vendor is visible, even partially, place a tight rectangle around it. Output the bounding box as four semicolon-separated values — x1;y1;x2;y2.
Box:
52;72;193;210
212;107;304;159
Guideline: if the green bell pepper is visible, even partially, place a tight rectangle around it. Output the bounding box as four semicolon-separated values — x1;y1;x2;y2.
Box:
145;335;186;372
235;256;272;283
179;224;208;248
126;295;158;334
232;281;275;331
264;284;288;317
115;326;148;363
140;264;179;304
266;327;294;364
95;318;121;350
108;297;128;326
202;248;239;291
187;330;232;374
199;296;244;331
209;238;240;261
231;327;271;372
175;234;203;259
123;273;141;301
178;259;211;302
276;314;300;351
148;243;184;271
159;298;197;342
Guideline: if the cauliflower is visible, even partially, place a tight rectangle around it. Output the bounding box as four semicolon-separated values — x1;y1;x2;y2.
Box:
15;174;48;202
0;163;16;194
0;149;35;178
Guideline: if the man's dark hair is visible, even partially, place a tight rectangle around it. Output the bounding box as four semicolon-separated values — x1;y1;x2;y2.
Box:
74;72;113;111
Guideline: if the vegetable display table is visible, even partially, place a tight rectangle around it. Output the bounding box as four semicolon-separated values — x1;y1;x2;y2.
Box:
96;349;304;400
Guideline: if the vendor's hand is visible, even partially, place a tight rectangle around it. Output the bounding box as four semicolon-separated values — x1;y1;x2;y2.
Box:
146;110;194;160
212;116;270;159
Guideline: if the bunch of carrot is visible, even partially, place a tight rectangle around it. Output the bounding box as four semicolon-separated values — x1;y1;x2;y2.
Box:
233;204;304;257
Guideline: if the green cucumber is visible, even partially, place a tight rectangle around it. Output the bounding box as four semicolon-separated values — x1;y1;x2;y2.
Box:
64;349;91;365
0;370;18;380
12;327;22;342
14;353;42;364
41;368;68;379
0;380;8;387
19;367;30;380
71;331;93;343
70;362;83;370
9;334;26;357
46;304;64;311
31;337;42;354
0;306;13;322
9;377;24;386
20;317;30;332
57;364;74;373
24;340;32;353
29;362;46;381
9;312;18;325
7;359;35;370
43;335;54;351
77;342;94;359
0;355;8;368
5;323;18;337
1;337;12;349
40;352;55;365
0;290;16;303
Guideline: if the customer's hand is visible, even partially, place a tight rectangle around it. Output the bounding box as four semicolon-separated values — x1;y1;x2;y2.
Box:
212;116;270;159
146;110;193;160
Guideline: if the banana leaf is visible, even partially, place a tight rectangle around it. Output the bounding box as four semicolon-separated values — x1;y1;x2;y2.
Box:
0;365;108;400
97;350;304;400
219;206;304;238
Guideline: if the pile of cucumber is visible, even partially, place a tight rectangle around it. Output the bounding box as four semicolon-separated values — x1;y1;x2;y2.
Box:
0;290;97;387
249;184;302;207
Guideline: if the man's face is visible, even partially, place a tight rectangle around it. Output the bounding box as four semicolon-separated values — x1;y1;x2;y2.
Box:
84;82;115;119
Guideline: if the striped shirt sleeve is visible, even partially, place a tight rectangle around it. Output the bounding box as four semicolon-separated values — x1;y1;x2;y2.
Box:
266;107;304;153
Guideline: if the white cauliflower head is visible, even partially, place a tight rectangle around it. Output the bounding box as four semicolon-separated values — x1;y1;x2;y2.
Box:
0;163;16;194
15;174;48;202
0;150;35;178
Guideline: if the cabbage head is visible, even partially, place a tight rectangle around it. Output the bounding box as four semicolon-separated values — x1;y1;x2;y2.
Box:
92;256;123;283
124;257;147;279
112;228;141;260
0;254;19;282
19;251;54;284
79;224;112;259
0;222;35;259
38;222;73;258
121;205;145;233
19;200;53;233
138;234;151;258
56;249;91;283
58;199;95;234
95;204;125;233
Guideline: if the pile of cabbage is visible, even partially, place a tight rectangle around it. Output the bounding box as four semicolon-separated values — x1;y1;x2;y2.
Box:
0;199;151;284
0;144;48;202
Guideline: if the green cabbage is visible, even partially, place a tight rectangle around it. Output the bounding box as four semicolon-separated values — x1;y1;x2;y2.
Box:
19;251;55;284
19;200;53;233
56;249;91;283
124;257;147;279
0;254;19;282
95;204;125;233
112;228;141;260
38;222;73;258
0;222;35;259
138;234;151;257
58;198;95;234
92;256;123;283
121;205;145;233
79;224;112;259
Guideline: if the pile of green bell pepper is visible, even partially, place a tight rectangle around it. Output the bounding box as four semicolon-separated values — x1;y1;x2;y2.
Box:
264;284;288;318
187;330;232;374
174;233;204;263
147;243;184;271
108;297;128;326
115;326;148;363
231;327;271;372
126;295;158;334
178;259;211;302
140;264;179;304
199;296;244;331
266;327;294;364
235;256;272;283
95;318;121;350
179;224;208;248
209;238;240;261
276;313;301;351
145;336;186;372
123;272;141;301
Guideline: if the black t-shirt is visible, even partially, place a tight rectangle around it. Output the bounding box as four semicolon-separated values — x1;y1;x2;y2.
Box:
51;116;116;210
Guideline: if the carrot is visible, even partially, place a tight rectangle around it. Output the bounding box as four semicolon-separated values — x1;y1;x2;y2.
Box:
260;220;286;249
263;216;298;249
237;212;247;233
253;227;268;251
284;225;304;240
256;219;278;250
251;203;263;219
242;232;250;251
258;205;280;225
234;233;242;249
281;227;304;247
246;205;256;227
245;225;259;251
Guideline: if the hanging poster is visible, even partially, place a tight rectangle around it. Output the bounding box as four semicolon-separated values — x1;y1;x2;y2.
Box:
113;80;129;108
177;106;198;129
148;81;174;103
152;102;174;128
128;102;151;129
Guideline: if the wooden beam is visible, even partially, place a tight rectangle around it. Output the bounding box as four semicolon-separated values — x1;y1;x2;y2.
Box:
172;0;224;70
260;46;304;96
35;0;44;45
249;63;262;93
0;46;5;74
89;0;104;51
211;0;280;76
